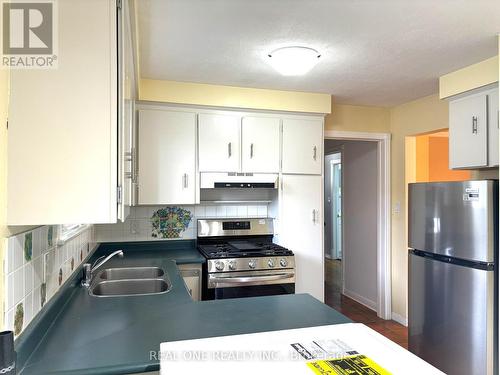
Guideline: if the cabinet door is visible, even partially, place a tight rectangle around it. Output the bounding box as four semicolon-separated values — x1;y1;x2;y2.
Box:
117;0;137;221
198;113;240;172
279;175;323;301
241;116;280;173
449;93;488;168
7;0;118;225
487;89;499;167
138;110;196;205
282;118;323;174
179;265;201;301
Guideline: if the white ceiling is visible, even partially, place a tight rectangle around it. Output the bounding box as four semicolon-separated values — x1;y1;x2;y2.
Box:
137;0;500;107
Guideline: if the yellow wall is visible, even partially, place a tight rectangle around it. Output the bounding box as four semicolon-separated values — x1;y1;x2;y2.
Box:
389;94;450;318
325;99;390;133
139;79;332;114
439;56;498;99
0;69;8;330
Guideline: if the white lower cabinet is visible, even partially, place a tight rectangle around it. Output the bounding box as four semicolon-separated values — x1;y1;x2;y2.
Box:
178;264;202;301
138;109;197;205
279;174;323;302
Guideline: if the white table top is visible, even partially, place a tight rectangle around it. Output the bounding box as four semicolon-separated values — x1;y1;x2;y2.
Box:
160;323;444;374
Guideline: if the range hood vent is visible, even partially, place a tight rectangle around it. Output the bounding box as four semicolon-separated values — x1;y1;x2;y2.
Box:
200;173;279;189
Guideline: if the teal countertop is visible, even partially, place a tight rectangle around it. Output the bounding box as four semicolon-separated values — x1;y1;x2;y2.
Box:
16;241;351;375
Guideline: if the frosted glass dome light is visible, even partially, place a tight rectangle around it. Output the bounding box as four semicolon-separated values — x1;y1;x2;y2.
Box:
267;46;321;76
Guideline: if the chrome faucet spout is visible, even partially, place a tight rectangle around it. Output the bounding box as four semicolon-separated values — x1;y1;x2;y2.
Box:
92;250;124;270
82;250;124;287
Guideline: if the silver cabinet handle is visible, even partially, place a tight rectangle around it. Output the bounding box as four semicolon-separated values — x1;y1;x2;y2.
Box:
472;116;478;134
228;142;232;158
124;148;137;183
312;209;316;223
210;272;294;287
313;146;317;160
183;173;188;189
250;143;254;158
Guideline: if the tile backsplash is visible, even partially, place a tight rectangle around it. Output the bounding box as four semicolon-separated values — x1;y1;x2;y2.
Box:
95;204;270;243
3;225;95;338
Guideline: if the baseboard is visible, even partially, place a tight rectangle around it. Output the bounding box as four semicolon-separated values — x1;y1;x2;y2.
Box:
391;312;408;326
343;289;377;312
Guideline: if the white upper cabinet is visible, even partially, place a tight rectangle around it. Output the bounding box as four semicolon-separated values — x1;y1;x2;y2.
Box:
138;109;197;205
487;89;499;167
449;87;498;169
282;118;323;175
449;92;488;168
7;0;118;225
241;116;280;173
198;113;241;172
117;0;137;221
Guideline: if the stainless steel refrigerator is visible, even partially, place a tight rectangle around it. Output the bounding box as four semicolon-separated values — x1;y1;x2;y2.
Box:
408;180;498;375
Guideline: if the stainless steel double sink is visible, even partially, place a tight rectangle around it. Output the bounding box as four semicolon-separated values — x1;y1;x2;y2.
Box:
89;267;171;297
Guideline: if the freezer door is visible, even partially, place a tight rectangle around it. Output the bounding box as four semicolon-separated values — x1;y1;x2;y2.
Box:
408;180;497;262
409;252;495;375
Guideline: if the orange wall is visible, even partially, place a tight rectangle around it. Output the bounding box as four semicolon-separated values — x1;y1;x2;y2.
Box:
428;137;471;181
415;133;471;182
415;136;429;182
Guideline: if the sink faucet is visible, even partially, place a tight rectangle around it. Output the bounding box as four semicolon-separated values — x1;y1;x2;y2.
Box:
82;250;124;287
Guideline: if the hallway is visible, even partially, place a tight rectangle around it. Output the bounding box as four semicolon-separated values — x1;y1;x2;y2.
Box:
324;259;408;349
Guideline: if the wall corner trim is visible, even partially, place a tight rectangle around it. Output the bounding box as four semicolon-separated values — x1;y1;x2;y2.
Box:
391;312;408;327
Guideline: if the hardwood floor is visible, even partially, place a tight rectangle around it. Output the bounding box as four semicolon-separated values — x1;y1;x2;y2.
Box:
324;258;408;349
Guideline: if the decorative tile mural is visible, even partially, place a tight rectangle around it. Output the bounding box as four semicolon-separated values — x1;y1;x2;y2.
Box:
151;207;193;239
3;225;95;338
94;204;270;243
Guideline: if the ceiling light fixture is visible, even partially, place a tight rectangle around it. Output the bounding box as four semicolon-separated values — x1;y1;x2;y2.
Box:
267;46;321;76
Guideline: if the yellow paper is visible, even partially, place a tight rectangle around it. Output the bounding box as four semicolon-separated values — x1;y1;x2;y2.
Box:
307;354;392;375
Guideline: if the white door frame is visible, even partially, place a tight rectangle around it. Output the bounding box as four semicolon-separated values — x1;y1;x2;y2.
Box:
324;130;391;320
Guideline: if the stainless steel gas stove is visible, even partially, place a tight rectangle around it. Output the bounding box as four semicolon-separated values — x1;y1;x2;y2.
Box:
197;218;295;300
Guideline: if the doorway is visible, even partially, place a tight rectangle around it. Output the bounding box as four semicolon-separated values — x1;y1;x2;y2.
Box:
323;130;391;320
324;151;343;307
325;152;342;260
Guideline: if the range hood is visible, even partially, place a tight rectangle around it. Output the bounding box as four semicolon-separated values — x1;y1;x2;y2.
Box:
200;173;278;189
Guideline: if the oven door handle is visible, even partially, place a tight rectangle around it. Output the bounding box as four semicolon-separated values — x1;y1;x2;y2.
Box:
210;272;294;286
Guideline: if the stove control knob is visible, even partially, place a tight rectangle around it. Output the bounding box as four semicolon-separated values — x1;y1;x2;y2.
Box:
228;260;237;270
215;261;225;271
280;258;288;268
268;259;275;268
248;259;257;269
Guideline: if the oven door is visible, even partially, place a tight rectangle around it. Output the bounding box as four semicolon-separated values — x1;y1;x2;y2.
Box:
206;269;295;300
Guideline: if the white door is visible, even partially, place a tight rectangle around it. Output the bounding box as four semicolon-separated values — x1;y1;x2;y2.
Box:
138;110;196;205
241;116;280;173
449;93;488;168
198;113;240;172
7;0;118;225
487;89;499;167
279;175;323;301
282;118;323;174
